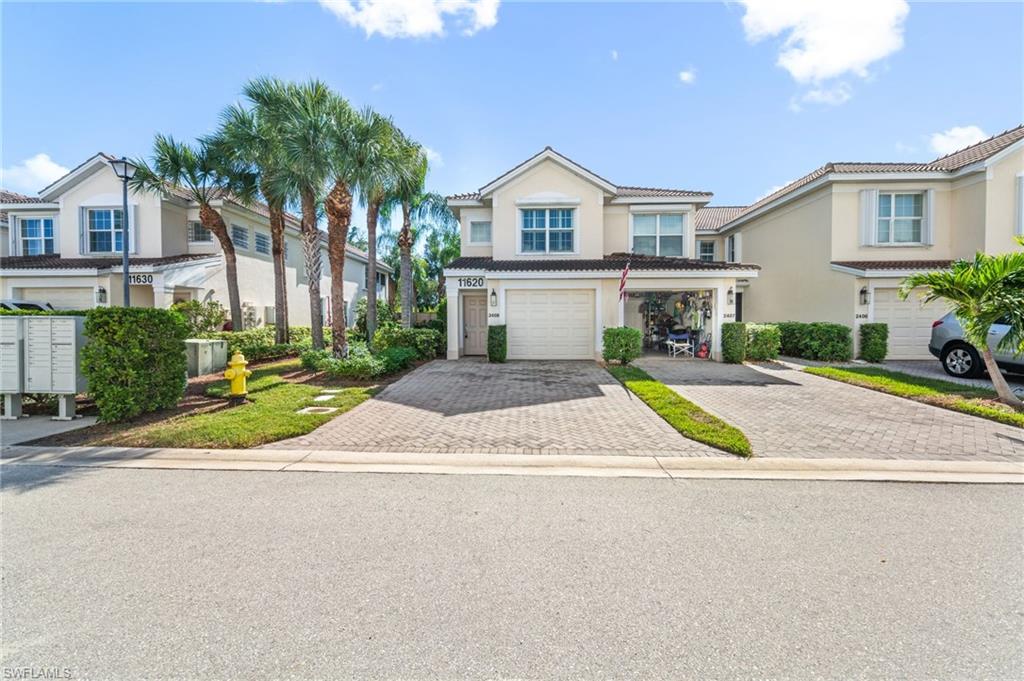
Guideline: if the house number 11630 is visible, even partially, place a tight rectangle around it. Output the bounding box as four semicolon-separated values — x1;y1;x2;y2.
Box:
458;277;484;289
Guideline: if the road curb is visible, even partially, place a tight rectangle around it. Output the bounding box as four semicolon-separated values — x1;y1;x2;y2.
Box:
2;445;1021;484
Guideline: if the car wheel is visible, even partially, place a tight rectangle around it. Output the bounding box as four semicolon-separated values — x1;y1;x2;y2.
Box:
941;344;982;378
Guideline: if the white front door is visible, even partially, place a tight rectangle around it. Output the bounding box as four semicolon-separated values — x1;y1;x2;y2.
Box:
505;289;595;360
872;287;948;359
463;294;488;355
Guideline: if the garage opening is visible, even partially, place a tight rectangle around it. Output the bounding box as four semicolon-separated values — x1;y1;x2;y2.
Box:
623;289;715;359
505;289;595;360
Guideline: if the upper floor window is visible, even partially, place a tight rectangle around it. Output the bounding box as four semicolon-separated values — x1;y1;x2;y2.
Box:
364;269;386;289
87;208;125;253
877;192;923;244
727;235;737;262
469;221;492;244
255;231;271;255
632;213;684;257
521;208;574;254
188;221;213;243
19;217;56;255
231;224;249;250
697;240;715;262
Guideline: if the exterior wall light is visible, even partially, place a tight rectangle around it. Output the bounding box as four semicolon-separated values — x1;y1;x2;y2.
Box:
726;287;734;306
96;286;107;304
860;286;870;306
490;288;497;307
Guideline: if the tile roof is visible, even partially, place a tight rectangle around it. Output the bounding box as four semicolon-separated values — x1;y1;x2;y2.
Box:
616;186;711;198
1;254;219;270
724;124;1024;230
831;259;954;271
0;189;48;224
695;206;745;232
446;253;758;272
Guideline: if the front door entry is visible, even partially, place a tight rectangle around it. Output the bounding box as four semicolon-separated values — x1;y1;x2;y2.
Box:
463;294;488;355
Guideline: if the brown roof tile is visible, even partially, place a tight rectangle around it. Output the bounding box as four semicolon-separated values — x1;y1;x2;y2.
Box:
1;254;219;270
831;259;954;271
695;206;745;232
0;189;49;224
446;253;758;273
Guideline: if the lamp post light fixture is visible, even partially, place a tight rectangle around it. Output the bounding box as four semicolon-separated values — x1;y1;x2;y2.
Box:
109;156;137;306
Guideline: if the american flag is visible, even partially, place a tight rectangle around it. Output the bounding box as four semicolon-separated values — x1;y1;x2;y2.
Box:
618;259;631;301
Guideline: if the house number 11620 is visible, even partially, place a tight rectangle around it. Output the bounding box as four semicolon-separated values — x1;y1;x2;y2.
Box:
458;277;484;289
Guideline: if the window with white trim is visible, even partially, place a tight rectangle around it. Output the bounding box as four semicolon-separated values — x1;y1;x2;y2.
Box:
469;221;492;244
86;208;129;253
632;213;685;256
697;240;715;262
877;192;923;244
727;235;737;262
188;221;213;242
231;224;249;249
520;208;574;253
19;217;56;255
255;231;271;255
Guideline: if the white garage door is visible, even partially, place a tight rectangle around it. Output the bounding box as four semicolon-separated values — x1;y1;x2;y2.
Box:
18;287;94;310
506;289;595;360
873;287;948;360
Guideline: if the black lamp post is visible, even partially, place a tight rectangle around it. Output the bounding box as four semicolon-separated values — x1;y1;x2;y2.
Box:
109;157;137;306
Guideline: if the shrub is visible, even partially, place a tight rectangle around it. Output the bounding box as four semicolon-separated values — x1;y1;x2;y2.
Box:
203;326;326;361
805;322;853;362
602;327;643;364
0;309;89;316
776;321;811;357
721;322;747;363
373;326;442;359
487;325;507;363
300;348;331;371
171;300;226;336
746;323;781;361
81;307;189;422
378;346;418;373
318;353;386;380
355;297;399;338
859;323;889;363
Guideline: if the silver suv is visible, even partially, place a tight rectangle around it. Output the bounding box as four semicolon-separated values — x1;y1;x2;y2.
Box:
929;312;1023;378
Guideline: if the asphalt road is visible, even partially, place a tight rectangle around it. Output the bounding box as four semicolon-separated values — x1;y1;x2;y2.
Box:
2;466;1022;680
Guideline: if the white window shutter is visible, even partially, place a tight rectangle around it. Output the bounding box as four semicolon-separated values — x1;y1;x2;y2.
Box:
79;208;87;255
859;189;878;246
131;205;139;254
734;233;743;262
923;189;935;245
1016;175;1024;236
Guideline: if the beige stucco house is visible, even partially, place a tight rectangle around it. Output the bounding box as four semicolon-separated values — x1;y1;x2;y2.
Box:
444;148;759;361
0;153;390;326
712;125;1024;359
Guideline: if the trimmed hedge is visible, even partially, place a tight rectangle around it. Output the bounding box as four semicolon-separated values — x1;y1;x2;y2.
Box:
373;325;443;359
859;323;889;363
0;309;88;316
299;341;417;380
746;323;781;361
721;322;747;363
488;325;507;363
81;307;189;422
203;326;322;361
602;327;643;364
774;321;853;362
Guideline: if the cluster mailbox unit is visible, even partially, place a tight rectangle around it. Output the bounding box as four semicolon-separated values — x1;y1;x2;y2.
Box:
0;316;87;420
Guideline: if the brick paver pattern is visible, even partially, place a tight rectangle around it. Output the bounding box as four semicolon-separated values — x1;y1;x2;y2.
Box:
637;359;1024;462
268;360;723;457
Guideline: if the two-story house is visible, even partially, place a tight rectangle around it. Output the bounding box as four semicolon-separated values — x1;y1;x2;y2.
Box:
443;148;760;360
713;125;1024;359
0;153;390;327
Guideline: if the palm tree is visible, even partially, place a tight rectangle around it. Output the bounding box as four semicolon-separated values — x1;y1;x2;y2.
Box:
132;134;255;329
246;77;334;350
423;221;461;301
388;137;428;328
210;99;293;344
900;251;1024;410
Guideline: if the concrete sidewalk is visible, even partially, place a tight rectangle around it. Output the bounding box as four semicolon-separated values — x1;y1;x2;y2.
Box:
3;444;1022;484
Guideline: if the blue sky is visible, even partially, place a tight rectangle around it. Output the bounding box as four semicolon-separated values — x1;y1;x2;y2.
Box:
3;1;1022;221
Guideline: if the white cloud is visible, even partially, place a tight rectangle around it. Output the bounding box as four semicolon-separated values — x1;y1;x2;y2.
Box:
370;82;385;92
929;125;988;156
791;82;851;110
319;0;499;38
1;153;69;194
755;179;797;202
678;68;696;84
610;49;619;61
423;146;444;168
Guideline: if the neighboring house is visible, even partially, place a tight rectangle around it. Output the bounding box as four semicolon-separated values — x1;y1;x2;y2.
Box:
0;153;390;327
711;125;1024;359
443;147;759;360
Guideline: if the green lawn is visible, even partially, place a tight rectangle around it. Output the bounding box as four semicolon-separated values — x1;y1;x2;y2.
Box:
606;364;753;457
804;366;1024;429
78;359;375;449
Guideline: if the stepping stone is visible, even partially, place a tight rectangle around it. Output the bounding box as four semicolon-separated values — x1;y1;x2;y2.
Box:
320;389;342;394
296;406;339;415
313;395;336;402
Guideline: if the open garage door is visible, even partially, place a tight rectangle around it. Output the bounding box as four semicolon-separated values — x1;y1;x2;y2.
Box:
506;289;595;360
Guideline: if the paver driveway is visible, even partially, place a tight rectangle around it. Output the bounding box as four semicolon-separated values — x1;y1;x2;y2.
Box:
637;359;1024;462
269;360;722;457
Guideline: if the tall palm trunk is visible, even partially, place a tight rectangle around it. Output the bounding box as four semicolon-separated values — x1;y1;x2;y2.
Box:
981;346;1023;410
365;199;381;347
325;179;353;358
267;198;289;345
200;203;242;330
300;188;324;350
399;200;414;328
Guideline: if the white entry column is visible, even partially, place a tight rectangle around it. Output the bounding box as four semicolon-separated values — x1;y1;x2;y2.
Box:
445;280;460;359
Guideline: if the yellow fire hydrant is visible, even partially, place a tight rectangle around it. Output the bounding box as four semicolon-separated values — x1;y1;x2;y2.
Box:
224;352;252;401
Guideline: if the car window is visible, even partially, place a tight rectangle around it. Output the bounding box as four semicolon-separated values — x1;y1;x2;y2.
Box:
994;316;1010;326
